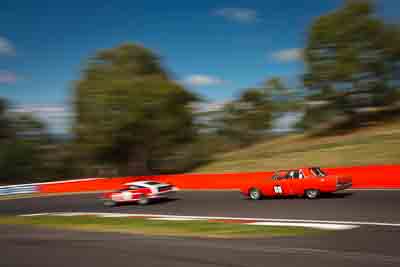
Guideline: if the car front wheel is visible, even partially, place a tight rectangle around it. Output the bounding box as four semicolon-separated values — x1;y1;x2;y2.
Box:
138;195;149;205
103;200;116;207
249;188;262;200
305;189;320;199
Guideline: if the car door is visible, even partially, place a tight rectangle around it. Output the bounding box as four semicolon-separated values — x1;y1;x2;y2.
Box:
271;173;291;196
111;188;129;202
120;190;134;201
128;186;146;200
288;170;305;195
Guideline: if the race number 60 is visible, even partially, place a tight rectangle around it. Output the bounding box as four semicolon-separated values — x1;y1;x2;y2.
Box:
274;185;283;194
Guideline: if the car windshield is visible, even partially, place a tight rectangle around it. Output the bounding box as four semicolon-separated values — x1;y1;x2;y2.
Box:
310;167;326;177
272;171;289;179
145;181;161;185
128;186;139;190
117;187;129;192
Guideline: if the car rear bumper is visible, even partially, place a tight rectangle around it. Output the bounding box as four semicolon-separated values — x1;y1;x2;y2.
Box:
336;182;352;191
150;190;176;199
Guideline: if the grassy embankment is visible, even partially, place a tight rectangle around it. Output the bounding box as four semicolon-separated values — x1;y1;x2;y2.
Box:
0;215;321;238
193;121;400;173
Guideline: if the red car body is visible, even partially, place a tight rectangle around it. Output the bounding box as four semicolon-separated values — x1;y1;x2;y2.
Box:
241;167;352;199
101;180;176;206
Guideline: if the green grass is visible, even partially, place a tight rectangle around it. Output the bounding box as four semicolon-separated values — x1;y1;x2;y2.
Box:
0;194;39;201
0;191;102;201
193;121;400;173
0;215;321;238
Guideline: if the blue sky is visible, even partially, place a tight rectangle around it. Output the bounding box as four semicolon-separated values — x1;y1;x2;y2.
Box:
0;0;399;132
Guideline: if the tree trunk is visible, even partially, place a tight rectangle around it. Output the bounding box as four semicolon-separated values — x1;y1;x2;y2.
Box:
127;145;150;176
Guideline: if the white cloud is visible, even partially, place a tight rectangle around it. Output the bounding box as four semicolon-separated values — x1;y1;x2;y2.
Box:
183;74;225;87
0;37;15;56
213;8;259;23
271;112;303;133
12;105;68;114
191;101;228;113
11;105;72;134
271;48;303;62
0;71;17;84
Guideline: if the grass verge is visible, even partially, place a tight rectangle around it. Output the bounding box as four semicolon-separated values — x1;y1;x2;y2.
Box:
0;215;322;238
0;191;106;201
194;121;400;173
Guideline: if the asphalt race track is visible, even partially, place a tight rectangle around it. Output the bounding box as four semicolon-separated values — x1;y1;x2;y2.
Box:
1;190;400;222
1;190;400;267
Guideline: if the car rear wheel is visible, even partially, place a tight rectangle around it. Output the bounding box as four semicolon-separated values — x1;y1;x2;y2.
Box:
103;200;116;207
249;188;262;200
138;195;149;205
305;189;320;199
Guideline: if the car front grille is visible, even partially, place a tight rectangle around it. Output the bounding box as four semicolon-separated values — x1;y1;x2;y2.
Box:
158;185;172;192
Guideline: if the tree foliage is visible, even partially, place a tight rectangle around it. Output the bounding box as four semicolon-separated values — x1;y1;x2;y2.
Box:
0;98;11;140
74;43;198;175
262;77;303;112
218;88;273;145
302;0;400;131
0;99;65;184
263;77;290;97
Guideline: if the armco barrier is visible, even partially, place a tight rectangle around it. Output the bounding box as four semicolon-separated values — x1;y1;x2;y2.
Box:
3;165;400;195
38;177;141;194
156;172;274;190
133;165;400;189
147;165;400;189
37;173;273;193
0;184;38;196
326;165;400;188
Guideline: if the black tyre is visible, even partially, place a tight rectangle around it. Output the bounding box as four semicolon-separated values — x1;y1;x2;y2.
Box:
138;195;149;205
103;200;116;207
249;188;262;200
305;189;320;199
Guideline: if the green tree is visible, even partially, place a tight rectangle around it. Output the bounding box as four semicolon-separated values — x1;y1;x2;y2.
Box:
218;88;273;145
263;77;290;97
0;99;47;143
262;77;303;112
303;0;400;130
0;102;56;184
73;43;198;175
0;98;12;140
11;113;47;138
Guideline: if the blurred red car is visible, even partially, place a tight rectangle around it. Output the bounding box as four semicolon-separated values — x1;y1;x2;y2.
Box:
241;167;352;200
101;180;177;206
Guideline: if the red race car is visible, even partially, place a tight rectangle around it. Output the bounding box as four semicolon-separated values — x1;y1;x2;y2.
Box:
241;167;352;200
101;180;177;206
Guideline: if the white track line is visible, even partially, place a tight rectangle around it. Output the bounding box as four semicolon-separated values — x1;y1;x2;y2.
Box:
20;212;400;228
20;212;359;230
148;217;202;221
246;222;358;230
346;188;400;191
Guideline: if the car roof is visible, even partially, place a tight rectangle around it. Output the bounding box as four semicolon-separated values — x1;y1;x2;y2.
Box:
275;169;297;173
276;167;321;172
124;180;164;186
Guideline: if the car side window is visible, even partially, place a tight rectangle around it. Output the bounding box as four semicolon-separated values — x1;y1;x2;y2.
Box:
272;173;283;180
272;171;292;180
286;171;296;179
310;167;326;177
118;187;129;192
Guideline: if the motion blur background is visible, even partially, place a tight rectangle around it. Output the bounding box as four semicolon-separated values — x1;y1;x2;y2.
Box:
1;0;399;184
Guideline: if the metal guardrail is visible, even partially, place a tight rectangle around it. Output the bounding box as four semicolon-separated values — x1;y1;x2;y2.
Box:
0;184;38;196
